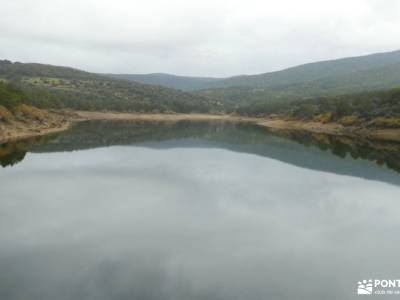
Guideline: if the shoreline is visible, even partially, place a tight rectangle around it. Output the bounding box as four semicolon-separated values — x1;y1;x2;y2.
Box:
1;110;400;144
0;109;76;144
75;111;400;143
0;119;73;144
73;111;255;122
256;119;400;143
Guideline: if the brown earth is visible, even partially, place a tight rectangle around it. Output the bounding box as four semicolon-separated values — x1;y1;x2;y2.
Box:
0;110;74;143
73;111;254;122
256;119;400;142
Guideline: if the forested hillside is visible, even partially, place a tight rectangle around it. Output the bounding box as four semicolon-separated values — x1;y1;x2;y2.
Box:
0;60;221;113
0;81;26;110
210;49;400;88
197;50;400;105
112;50;400;107
2;50;400;127
237;87;400;127
107;73;221;91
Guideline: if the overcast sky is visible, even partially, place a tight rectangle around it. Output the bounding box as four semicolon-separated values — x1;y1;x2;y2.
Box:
1;0;400;77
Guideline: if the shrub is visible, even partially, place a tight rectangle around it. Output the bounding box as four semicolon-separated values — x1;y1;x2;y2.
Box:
0;82;26;109
313;112;333;123
369;117;400;128
0;105;13;122
338;115;359;126
15;104;48;121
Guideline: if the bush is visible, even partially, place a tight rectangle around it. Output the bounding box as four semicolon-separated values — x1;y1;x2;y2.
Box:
0;81;26;109
291;104;318;119
0;105;13;122
338;115;359;126
15;104;48;121
369;117;400;128
313;112;333;123
0;82;26;110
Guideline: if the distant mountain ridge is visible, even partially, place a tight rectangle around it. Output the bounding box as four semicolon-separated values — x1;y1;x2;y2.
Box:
106;49;400;105
213;49;400;89
107;50;400;91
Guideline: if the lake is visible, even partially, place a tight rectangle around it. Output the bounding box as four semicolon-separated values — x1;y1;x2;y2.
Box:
1;120;400;300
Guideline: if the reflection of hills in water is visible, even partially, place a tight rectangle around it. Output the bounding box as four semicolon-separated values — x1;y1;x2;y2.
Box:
1;120;400;185
0;135;54;168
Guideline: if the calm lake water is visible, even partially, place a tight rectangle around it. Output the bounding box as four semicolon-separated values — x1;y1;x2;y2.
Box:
1;120;400;300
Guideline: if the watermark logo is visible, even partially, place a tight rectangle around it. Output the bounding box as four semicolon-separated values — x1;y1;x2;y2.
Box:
358;280;373;295
357;279;400;296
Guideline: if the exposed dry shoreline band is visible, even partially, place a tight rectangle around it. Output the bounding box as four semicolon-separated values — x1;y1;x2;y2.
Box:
1;110;400;144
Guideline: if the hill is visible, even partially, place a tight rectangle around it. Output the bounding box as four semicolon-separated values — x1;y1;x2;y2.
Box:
106;73;222;91
197;50;400;105
2;49;400;115
211;49;400;88
109;50;400;106
0;60;221;113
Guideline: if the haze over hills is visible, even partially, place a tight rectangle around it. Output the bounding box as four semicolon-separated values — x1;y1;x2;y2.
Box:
0;60;221;113
108;49;400;106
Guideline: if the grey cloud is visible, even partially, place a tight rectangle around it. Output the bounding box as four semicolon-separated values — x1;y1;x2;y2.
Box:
0;0;399;76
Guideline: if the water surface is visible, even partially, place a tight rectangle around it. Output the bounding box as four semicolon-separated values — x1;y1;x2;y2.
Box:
1;120;400;300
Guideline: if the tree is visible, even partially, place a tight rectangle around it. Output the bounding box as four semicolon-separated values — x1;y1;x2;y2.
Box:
0;82;26;109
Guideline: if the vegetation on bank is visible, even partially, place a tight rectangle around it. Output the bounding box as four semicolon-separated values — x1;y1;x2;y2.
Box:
2;59;400;131
0;81;50;123
236;88;400;128
0;81;24;122
0;60;221;114
0;81;26;109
